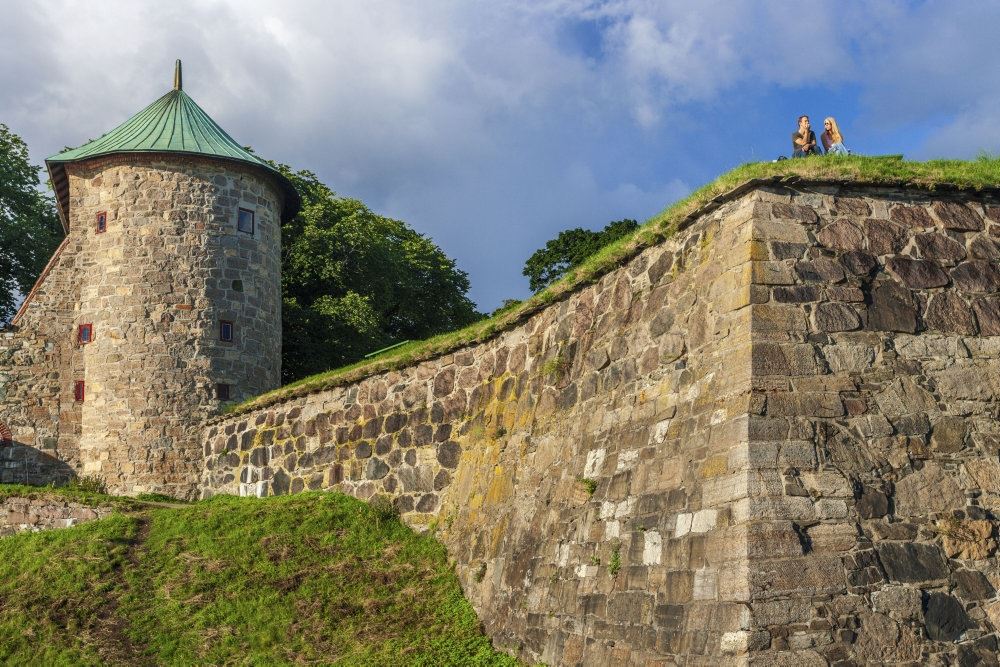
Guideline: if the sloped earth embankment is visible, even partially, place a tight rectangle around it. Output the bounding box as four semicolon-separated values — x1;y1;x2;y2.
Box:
0;491;519;665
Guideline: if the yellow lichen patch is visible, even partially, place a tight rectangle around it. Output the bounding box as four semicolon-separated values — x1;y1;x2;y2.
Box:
699;455;729;479
484;465;515;505
748;240;769;261
489;516;509;555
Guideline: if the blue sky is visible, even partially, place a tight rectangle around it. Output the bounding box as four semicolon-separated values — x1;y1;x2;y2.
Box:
4;1;999;311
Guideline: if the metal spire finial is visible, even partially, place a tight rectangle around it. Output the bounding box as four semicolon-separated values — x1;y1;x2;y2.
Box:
173;59;183;91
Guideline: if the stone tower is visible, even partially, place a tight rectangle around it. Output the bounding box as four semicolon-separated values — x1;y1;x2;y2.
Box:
3;61;299;498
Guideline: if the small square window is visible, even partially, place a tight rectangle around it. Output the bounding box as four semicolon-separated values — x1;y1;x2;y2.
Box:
78;323;94;345
74;380;86;402
237;208;255;235
96;211;107;233
220;320;234;343
216;383;232;401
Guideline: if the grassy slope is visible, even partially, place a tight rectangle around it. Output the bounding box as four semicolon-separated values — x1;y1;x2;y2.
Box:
0;491;518;666
227;155;1000;415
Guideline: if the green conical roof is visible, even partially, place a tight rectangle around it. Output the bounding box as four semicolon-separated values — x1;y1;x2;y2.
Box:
46;60;300;228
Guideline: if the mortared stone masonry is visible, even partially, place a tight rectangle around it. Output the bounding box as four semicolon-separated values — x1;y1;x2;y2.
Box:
3;101;1000;663
200;182;1000;664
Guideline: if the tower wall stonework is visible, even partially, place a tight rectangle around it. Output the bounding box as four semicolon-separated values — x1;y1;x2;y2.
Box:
1;154;283;498
69;155;283;497
201;183;1000;665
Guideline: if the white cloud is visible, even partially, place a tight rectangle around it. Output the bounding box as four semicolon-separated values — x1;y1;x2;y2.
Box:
2;1;996;308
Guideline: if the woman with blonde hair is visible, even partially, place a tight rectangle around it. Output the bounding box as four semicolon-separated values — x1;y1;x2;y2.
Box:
821;117;849;155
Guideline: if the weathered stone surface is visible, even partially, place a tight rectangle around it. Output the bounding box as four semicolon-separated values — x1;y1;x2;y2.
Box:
973;297;1000;335
938;518;996;560
952;569;996;600
856;488;889;519
814;302;861;332
840;250;878;276
868;281;918;332
831;197;871;216
436;441;461;469
876;542;949;582
816;220;864;252
885;257;949;289
872;585;923;622
853;612;921;663
865;219;908;255
915;232;967;262
890;204;934;228
795;258;845;283
773;286;821;303
934;201;984;231
772;202;818;224
894;464;965;516
969;235;1000;260
930;416;967;453
965;458;1000;494
951;261;1000;293
924;592;975;641
924;292;977;335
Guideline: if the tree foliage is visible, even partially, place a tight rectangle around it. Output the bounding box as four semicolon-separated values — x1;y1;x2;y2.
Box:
0;125;63;325
522;219;639;292
278;166;481;382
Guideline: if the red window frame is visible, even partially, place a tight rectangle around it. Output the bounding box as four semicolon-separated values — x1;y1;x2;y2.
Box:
74;380;85;402
96;211;107;233
216;383;232;401
78;323;94;345
220;320;234;342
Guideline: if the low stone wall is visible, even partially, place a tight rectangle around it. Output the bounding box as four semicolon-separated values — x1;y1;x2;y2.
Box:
201;181;1000;665
0;496;118;536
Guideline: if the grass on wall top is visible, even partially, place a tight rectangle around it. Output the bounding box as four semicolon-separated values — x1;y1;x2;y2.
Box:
225;155;1000;416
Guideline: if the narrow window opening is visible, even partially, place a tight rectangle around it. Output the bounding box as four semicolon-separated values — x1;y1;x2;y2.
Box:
74;381;86;402
78;323;94;345
216;383;232;401
96;211;107;233
237;208;255;235
220;320;234;343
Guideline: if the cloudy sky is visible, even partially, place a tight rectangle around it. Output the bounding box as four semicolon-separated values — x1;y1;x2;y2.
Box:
3;1;999;311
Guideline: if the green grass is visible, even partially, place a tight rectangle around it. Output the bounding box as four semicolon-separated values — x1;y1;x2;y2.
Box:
0;491;518;666
225;155;1000;416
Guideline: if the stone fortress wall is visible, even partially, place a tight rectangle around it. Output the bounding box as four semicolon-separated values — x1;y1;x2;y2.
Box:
0;154;284;499
202;182;1000;665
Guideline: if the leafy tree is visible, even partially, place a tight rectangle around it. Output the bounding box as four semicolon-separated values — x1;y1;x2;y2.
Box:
522;219;639;292
277;166;481;382
0;125;63;325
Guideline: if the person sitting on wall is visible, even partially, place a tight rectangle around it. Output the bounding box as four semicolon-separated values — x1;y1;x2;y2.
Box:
792;115;822;157
821;117;849;156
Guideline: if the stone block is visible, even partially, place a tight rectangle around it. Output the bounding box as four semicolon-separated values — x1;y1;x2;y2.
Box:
894;463;964;516
876;542;948;583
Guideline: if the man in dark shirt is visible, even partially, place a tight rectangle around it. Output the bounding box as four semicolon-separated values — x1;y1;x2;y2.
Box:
792;115;822;157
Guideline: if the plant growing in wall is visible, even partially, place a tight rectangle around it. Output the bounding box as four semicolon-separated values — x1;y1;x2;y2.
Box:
608;540;622;576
